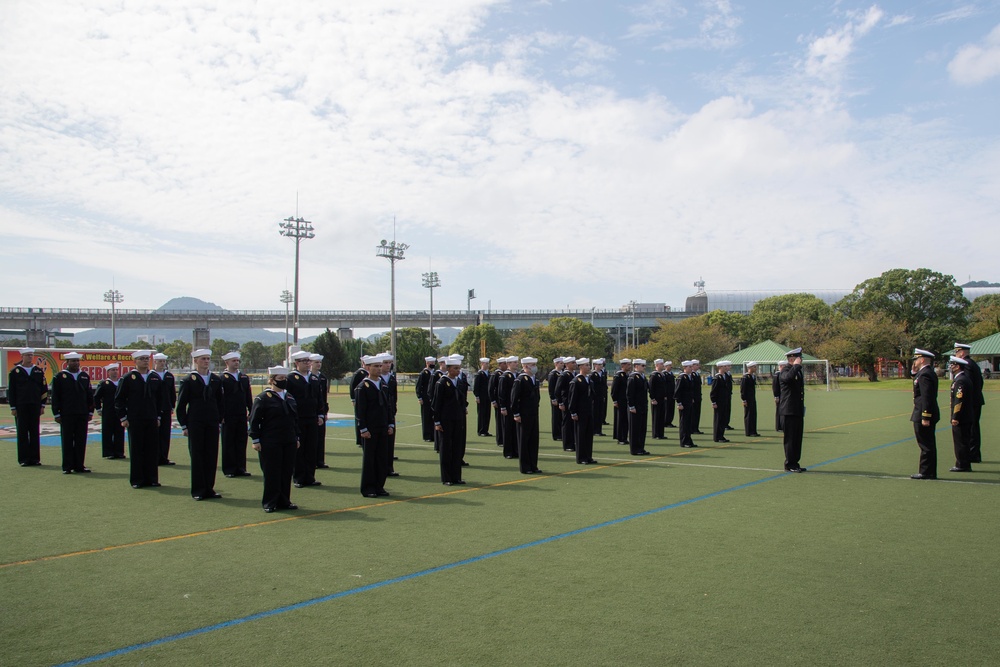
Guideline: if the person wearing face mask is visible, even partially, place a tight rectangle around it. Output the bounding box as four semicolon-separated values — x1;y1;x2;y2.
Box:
249;366;300;513
510;356;542;474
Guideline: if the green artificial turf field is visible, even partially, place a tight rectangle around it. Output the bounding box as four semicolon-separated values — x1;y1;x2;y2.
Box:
1;382;998;666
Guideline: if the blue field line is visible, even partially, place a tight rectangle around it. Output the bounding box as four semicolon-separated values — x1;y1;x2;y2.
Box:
55;434;913;667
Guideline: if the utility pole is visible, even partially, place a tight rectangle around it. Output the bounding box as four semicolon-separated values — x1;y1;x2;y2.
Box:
422;271;440;350
376;234;408;360
103;288;124;348
278;213;315;343
280;289;294;352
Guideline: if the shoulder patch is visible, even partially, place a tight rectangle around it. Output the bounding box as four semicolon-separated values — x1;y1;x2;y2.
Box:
132;372;139;379
190;373;198;380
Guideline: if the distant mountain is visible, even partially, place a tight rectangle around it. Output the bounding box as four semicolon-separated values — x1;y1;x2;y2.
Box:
961;281;1000;288
157;296;224;311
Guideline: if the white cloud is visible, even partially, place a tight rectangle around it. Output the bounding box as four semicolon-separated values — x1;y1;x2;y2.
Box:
948;23;1000;85
803;5;884;80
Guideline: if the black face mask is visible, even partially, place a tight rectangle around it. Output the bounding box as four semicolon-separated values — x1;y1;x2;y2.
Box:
273;379;288;389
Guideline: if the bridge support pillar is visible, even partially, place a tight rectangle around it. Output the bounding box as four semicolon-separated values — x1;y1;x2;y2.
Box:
26;329;48;348
337;327;353;341
193;328;211;349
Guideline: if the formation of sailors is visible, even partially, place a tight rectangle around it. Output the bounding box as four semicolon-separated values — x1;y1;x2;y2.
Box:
8;341;989;511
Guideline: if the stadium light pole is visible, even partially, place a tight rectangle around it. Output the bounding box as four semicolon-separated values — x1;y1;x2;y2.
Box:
376;238;408;360
467;288;476;312
280;289;294;351
103;288;124;348
422;271;440;349
278;216;315;344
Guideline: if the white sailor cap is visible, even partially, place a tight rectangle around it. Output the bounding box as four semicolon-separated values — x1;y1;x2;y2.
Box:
664;360;673;366
690;359;700;365
18;347;35;355
310;353;324;362
577;357;591;365
786;348;802;357
747;361;758;368
104;363;120;371
777;359;788;366
949;355;968;366
424;356;437;362
63;352;83;360
191;348;212;358
221;351;241;361
593;358;605;365
437;356;448;363
553;357;564;363
654;359;664;365
361;355;381;365
479;357;490;363
505;356;519;363
912;348;935;359
681;360;693;367
268;365;290;375
633;358;647;365
619;358;632;364
131;350;152;359
380;352;394;361
562;356;577;363
152;353;168;361
446;355;463;366
291;351;312;361
954;343;971;350
521;356;538;364
717;360;732;367
497;356;509;363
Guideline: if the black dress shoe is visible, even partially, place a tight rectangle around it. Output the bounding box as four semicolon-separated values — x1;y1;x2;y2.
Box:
150;482;162;487
694;430;705;435
393;456;399;461
377;491;390;496
680;444;696;448
75;467;92;473
364;493;379;498
666;424;676;428
638;450;651;455
587;459;599;464
225;473;237;478
949;466;972;472
387;471;400;477
206;492;222;499
563;448;575;452
193;495;204;501
726;426;734;430
63;470;73;474
263;507;277;513
483;433;493;437
715;438;730;443
505;455;515;459
532;469;543;474
307;480;322;486
910;474;936;480
785;467;807;473
443;482;454;486
462;461;470;466
159;460;176;466
284;503;298;510
316;463;330;469
131;484;142;489
454;480;466;485
20;462;29;467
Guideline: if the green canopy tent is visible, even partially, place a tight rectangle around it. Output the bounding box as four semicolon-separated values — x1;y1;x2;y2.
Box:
708;340;831;391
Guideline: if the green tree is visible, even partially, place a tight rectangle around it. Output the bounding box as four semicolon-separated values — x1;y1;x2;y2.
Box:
450;324;506;364
704;310;748;346
744;294;832;344
211;339;240;365
240;341;271;371
628;314;736;365
54;338;74;347
373;328;440;372
311;329;353;378
818;313;912;382
80;341;112;349
267;342;290;365
968;294;1000;340
162;339;192;362
773;319;832;353
835;268;968;357
506;317;610;372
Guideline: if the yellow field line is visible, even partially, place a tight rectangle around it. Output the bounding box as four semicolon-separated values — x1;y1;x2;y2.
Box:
0;441;738;570
808;411;909;432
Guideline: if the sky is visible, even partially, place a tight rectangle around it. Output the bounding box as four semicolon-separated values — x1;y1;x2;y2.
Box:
2;0;999;315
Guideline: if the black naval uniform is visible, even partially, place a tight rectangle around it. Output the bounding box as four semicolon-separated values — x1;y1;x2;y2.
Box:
569;373;595;464
547;366;562;441
249;388;299;511
415;365;435;442
457;370;470;464
431;368;445;452
94;378;125;458
473;367;492;436
911;363;939;478
288;369;320;487
772;371;783;432
314;369;330;468
963;356;985;463
592;366;608;436
675;372;696;448
220;369;254;476
723;372;735;429
349;367;368;446
385;368;398;473
355;375;393;497
663;368;676;428
710;372;732;443
556;369;577;453
51;368;95;473
499;368;518;459
511;371;541;474
649;369;667;439
432;375;467;485
950;369;974;472
155;369;176;465
176;372;224;499
692;371;704;434
488;367;504;446
778;363;806;471
627;370;650;455
8;362;47;465
115;369;167;488
610;368;629;445
740;371;760;437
